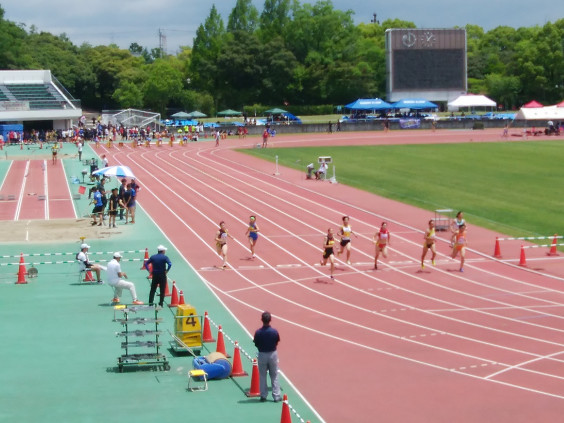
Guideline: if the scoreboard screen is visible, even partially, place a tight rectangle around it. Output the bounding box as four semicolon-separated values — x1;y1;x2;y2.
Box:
386;29;467;96
392;49;465;89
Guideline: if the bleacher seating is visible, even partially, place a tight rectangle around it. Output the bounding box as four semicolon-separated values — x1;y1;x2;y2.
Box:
4;83;67;110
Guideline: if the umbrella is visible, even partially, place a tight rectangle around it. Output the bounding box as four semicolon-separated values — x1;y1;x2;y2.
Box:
217;109;242;116
265;108;288;114
187;111;207;118
171;111;191;118
92;165;135;179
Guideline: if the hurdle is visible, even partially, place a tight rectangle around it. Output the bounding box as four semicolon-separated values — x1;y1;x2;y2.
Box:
493;234;561;258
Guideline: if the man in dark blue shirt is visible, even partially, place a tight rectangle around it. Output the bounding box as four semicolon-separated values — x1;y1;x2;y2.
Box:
253;311;281;402
146;245;172;307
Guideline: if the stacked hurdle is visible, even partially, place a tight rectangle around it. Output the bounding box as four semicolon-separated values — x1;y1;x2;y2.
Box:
493;234;562;265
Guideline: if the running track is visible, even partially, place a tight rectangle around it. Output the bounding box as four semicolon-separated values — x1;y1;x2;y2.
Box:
96;130;564;422
0;159;75;221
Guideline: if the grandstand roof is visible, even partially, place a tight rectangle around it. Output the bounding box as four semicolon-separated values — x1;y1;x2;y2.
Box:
0;70;82;123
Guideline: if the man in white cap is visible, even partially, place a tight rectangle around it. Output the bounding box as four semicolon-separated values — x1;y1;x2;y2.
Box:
106;252;143;305
76;243;103;283
145;245;172;307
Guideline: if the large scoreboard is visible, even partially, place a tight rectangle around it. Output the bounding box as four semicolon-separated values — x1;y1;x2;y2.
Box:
386;28;467;102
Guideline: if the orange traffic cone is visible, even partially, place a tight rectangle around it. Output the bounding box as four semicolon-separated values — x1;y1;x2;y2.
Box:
146;263;153;279
140;248;149;270
231;341;248;377
16;253;28;284
202;311;215;342
547;234;559;256
169;281;179;307
178;290;185;306
246;358;261;397
493;237;502;258
83;269;95;282
216;325;229;356
519;245;527;267
280;395;292;423
163;279;171;297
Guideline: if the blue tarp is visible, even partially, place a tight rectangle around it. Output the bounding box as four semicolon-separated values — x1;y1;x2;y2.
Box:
392;99;438;110
345;98;392;110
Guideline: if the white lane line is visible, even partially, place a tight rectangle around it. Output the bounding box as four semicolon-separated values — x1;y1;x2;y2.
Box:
14;160;30;220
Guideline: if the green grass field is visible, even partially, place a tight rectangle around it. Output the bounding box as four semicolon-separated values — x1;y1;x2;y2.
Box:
240;140;564;238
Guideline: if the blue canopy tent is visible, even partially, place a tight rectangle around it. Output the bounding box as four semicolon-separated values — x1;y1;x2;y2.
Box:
345;98;392;110
392;99;438;110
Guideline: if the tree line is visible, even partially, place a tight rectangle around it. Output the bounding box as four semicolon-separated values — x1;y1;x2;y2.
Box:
1;1;563;117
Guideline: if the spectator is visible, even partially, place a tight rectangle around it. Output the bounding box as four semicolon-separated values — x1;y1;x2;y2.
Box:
262;128;269;148
315;162;328;180
118;178;127;220
90;187;104;226
253;311;282;402
106;252;143;305
76;243;103;283
107;188;119;228
146;245;172;307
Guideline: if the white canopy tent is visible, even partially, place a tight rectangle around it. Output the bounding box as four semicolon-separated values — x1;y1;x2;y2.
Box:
448;94;496;111
514;106;564;120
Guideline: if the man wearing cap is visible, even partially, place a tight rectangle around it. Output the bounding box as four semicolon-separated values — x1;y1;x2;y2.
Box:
145;245;172;307
76;244;103;283
253;311;282;402
106;252;143;305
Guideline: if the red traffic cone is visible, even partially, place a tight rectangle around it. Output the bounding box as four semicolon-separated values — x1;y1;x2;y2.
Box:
216;325;229;356
16;253;28;284
202;311;215;342
140;248;149;270
547;234;559;256
178;290;185;306
493;237;502;258
519;245;527;267
83;269;95;282
146;263;153;279
246;358;261;397
169;281;179;307
280;395;292;423
231;341;248;377
163;279;171;297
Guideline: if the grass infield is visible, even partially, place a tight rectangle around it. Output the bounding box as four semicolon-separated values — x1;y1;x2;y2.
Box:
240;140;564;239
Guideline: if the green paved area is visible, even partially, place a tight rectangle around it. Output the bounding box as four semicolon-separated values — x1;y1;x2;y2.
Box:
0;142;317;423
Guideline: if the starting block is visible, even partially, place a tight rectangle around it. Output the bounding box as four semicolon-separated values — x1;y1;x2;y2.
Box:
187;369;208;391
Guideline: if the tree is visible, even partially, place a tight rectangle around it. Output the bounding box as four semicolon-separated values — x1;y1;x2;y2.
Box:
0;6;30;69
258;0;292;42
190;5;226;95
227;0;259;33
142;59;184;116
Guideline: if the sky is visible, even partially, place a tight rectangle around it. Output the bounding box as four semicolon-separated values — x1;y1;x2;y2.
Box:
1;0;560;54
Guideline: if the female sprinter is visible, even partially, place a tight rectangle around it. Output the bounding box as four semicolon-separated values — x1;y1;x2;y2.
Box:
373;222;391;270
245;215;260;258
320;228;337;279
421;219;437;269
215;221;234;269
338;216;357;265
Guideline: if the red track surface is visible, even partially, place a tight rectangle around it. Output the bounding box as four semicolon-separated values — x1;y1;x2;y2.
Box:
0;159;75;221
89;131;564;421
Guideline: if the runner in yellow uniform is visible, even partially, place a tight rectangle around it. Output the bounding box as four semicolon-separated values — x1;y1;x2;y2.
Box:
421;219;437;269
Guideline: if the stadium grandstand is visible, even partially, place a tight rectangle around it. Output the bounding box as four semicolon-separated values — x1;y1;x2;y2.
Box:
0;70;82;131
